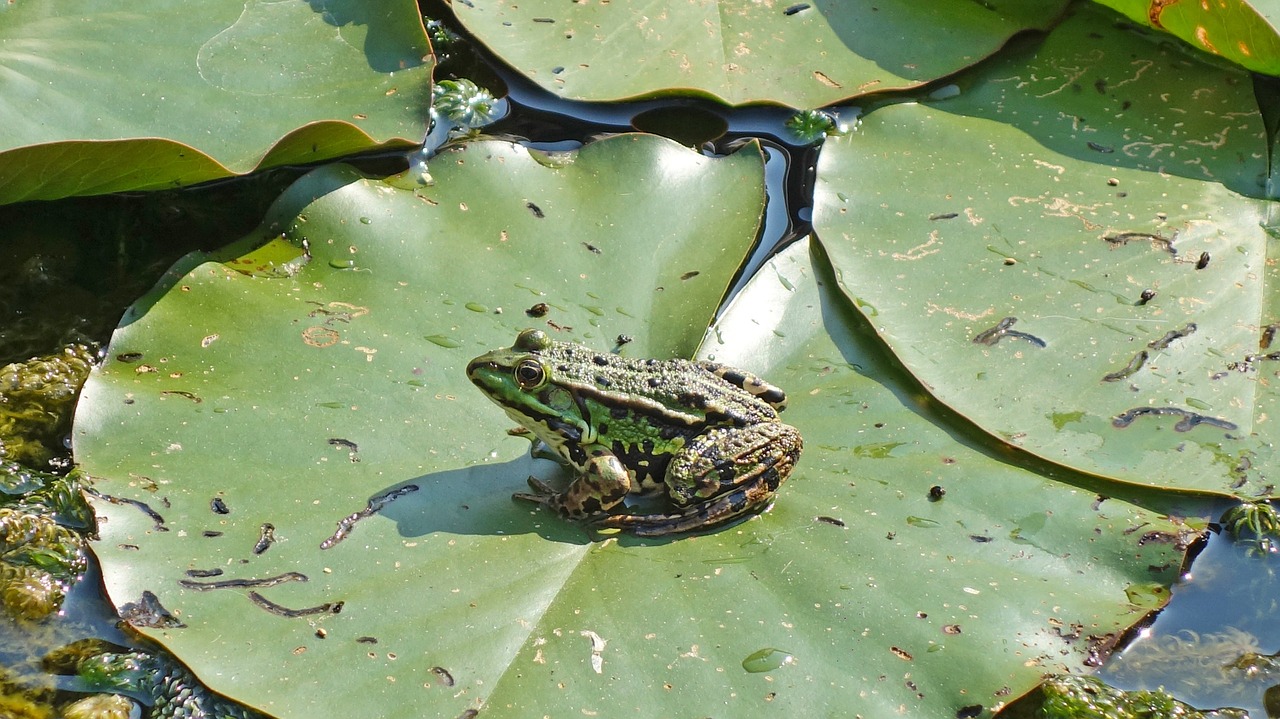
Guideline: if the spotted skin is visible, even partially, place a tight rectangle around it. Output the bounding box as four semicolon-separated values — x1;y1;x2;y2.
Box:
593;422;798;535
468;329;803;536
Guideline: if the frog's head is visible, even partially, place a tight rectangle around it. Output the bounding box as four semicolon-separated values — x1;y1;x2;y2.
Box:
466;329;588;441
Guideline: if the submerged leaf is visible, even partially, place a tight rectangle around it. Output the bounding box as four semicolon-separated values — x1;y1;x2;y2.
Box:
432;79;506;129
0;509;86;621
0;346;95;467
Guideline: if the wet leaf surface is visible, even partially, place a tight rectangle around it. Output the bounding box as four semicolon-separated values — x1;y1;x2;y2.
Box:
74;135;768;716
479;237;1196;717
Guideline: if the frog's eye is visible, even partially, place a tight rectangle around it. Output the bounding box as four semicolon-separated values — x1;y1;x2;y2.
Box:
514;359;546;389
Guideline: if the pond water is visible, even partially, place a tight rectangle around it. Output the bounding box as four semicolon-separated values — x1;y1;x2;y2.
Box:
1101;530;1280;718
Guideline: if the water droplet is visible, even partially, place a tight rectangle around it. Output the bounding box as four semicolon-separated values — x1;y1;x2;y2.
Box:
329;259;356;269
775;270;795;292
929;84;961;100
359;217;372;225
386;150;435;190
742;648;794;673
527;148;577;169
424;334;463;349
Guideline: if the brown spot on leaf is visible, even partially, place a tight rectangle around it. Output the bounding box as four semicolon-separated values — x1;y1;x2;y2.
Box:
813;71;842;88
1147;0;1181;29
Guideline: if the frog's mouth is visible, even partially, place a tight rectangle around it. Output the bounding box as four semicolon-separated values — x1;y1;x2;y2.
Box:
466;359;592;443
465;360;508;405
465;358;511;394
464;358;494;385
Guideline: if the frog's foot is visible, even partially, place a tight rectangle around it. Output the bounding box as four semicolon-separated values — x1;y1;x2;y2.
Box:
592;480;779;537
512;475;559;506
514;446;632;522
506;428;565;464
512;476;614;525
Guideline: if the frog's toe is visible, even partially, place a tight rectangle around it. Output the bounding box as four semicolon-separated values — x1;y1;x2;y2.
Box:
527;475;558;494
594;484;775;537
512;475;559;504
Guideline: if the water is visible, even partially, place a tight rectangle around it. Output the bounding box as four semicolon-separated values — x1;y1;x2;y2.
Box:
1101;532;1280;716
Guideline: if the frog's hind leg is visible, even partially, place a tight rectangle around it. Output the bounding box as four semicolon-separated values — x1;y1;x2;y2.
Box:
596;422;800;536
692;360;788;410
592;480;778;537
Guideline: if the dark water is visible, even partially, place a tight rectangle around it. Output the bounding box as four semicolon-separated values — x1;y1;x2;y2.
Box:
1101;531;1280;717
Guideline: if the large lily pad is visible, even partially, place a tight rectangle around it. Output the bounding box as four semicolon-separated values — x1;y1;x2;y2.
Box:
448;0;1069;107
0;0;432;204
813;3;1276;495
75;133;1193;716
73;135;768;717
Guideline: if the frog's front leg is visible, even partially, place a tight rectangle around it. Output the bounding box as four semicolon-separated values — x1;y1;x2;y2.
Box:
506;426;567;464
512;444;632;519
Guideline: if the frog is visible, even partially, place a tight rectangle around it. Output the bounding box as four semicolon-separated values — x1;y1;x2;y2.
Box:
466;329;802;536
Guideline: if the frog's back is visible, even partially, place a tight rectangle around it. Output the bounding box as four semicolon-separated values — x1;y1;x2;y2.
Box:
545;341;782;427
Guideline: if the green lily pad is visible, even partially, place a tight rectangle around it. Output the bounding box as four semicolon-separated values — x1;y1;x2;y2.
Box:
448;0;1069;107
481;237;1196;717
0;0;432;204
75;131;1192;716
813;3;1276;495
73;135;767;717
1092;0;1280;76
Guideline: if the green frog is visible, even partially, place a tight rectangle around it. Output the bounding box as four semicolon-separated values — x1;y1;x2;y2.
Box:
466;329;802;536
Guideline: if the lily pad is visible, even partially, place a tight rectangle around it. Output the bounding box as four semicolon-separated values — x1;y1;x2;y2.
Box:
75;131;1192;715
1092;0;1280;76
0;0;432;204
448;0;1069;107
480;237;1197;717
813;3;1276;495
73;135;767;717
